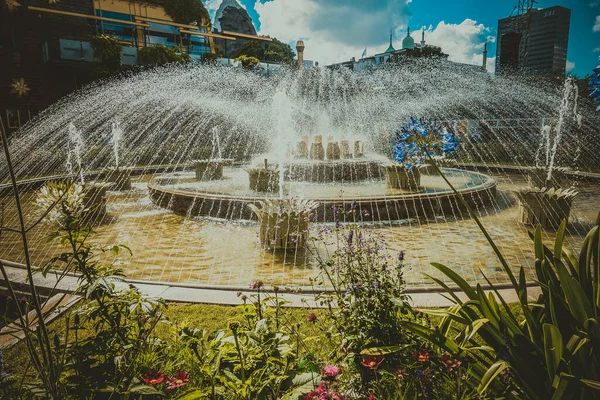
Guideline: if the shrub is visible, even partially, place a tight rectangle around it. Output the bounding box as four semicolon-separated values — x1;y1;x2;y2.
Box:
235;55;260;70
90;35;123;77
138;44;191;66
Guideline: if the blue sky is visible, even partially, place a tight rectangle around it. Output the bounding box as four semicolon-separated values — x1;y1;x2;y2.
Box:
204;0;600;76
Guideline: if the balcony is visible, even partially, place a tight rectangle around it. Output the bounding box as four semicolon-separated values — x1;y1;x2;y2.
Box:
43;38;139;66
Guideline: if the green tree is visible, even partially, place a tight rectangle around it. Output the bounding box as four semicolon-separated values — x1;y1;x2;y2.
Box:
233;37;295;64
264;38;295;63
233;40;264;60
90;35;123;77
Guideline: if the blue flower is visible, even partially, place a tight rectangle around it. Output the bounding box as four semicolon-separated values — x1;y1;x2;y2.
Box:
590;59;600;111
393;118;459;165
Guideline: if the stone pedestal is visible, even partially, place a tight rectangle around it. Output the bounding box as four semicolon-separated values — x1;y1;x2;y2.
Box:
82;182;113;223
104;168;132;191
385;165;421;190
193;159;233;181
258;212;309;250
296;136;309;158
326;140;341;160
248;169;280;193
340;139;352;159
354;141;364;158
309;136;325;160
516;187;577;230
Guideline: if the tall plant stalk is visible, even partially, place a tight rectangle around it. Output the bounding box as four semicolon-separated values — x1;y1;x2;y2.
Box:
0;119;61;398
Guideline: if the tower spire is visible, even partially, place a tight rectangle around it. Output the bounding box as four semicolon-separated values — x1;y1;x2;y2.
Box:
420;27;426;48
482;41;488;71
390;28;393;47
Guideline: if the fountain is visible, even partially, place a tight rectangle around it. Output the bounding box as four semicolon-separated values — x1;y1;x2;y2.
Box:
0;60;598;289
104;121;132;191
193;128;234;181
518;78;582;230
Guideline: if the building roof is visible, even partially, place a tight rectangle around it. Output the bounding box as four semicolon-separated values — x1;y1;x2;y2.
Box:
402;27;414;49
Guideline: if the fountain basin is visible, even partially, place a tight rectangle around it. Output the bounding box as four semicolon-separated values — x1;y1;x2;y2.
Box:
247;168;280;192
104;168;132;191
148;167;497;222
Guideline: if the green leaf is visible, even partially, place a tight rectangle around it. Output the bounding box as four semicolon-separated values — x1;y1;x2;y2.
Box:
477;360;509;394
361;344;411;356
580;378;600;391
543;323;563;382
399;321;463;356
554;220;567;260
127;384;163;395
175;389;209;399
430;263;477;300
555;260;593;323
551;373;578;400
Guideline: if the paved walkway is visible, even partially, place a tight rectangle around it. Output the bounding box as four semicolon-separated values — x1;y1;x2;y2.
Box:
0;262;540;309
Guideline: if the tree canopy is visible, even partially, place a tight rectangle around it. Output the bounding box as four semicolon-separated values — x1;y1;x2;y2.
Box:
233;38;295;64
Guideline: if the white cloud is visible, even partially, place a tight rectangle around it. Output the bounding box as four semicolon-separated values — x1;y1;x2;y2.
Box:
566;60;576;72
255;0;412;65
594;15;600;32
254;0;491;72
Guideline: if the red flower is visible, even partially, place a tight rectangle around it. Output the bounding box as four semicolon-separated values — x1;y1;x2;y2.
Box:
369;395;376;400
306;312;318;323
250;280;264;290
303;381;344;400
141;371;164;385
165;370;189;390
360;354;385;370
323;365;342;378
441;353;462;372
413;349;430;363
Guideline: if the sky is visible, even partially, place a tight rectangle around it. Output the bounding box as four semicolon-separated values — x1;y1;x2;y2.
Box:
203;0;600;77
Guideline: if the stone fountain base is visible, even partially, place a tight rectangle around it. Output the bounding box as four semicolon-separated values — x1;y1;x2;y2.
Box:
285;160;384;183
247;168;280;192
104;168;132;191
385;165;421;190
516;187;578;230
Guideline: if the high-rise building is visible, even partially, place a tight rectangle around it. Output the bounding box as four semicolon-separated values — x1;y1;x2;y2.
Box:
496;5;571;76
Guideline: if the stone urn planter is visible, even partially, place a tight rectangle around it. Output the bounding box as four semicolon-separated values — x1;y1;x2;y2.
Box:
247;168;280;193
193;159;233;181
385;164;421;190
354;141;364;158
526;166;569;189
516;187;578;230
296;136;309;158
326;138;341;160
340;139;352;158
248;199;318;250
104;168;132;191
310;135;325;160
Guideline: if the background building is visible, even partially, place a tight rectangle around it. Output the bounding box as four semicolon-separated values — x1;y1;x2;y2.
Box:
496;5;571;76
1;0;215;135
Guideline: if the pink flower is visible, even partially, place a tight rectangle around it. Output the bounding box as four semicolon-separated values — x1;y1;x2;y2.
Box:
323;365;342;378
165;370;189;390
306;312;318;323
